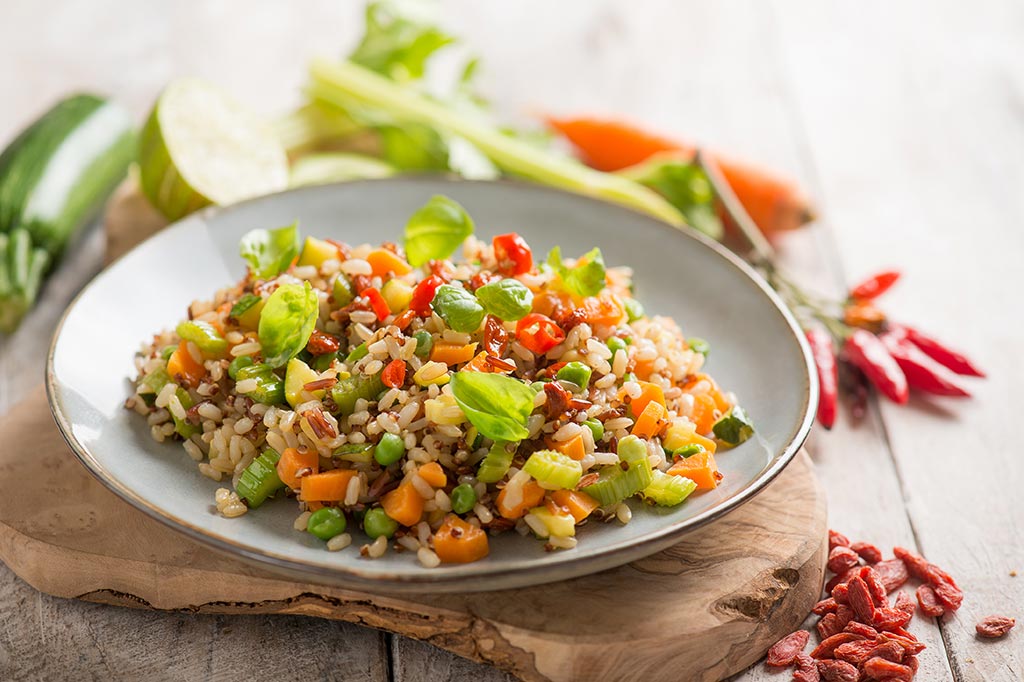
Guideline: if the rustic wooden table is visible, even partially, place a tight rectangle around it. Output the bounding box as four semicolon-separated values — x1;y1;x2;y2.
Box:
2;1;1020;680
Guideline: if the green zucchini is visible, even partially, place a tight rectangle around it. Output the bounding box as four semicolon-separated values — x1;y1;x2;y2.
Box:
0;93;135;332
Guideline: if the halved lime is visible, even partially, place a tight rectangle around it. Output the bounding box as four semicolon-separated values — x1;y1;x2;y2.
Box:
289;152;395;187
138;78;289;221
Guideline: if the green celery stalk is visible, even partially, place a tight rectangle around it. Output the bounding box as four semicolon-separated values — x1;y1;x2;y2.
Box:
306;58;684;227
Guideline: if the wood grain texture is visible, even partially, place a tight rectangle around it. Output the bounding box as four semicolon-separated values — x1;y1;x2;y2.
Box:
0;387;825;682
2;0;1022;680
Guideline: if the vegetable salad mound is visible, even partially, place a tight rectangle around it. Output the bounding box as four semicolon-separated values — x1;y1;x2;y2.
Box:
127;194;754;566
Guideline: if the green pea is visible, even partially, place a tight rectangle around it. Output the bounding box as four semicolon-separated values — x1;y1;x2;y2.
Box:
606;337;628;356
363;508;398;539
623;298;645;322
687;337;710;357
307;507;347;541
583;418;604;442
556;362;592;391
450;484;478;515
413;330;433;358
228;355;255;380
530;380;549;393
374;432;406;466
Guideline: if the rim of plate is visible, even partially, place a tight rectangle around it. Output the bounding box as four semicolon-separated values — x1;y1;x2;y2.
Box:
46;176;818;590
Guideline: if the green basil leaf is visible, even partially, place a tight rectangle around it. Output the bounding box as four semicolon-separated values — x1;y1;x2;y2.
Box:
258;282;319;368
475;278;533;321
450;372;534;442
239;222;300;280
547;246;606;299
404;195;474;267
430;283;484;332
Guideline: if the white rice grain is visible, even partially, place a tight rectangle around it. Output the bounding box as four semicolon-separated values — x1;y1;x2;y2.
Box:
553;422;582;442
327;533;352;551
294;511;312;531
234;378;259;394
230;342;261;357
340;258;372;276
417;547;441;568
367;535;388;558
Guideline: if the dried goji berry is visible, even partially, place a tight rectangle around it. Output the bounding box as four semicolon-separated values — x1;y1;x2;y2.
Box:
865;640;905;663
893;591;916;619
850;541;883;564
831;582;850;604
976;616;1016;638
877;632;926;656
847;576;876;622
892;546;931;581
871;606;913;632
810;633;865;659
916;585;945;617
766;630;810;667
862;656;913;681
306;330;341;355
834;604;854;629
792;653;821;682
834;639;878;665
873;559;910;592
816;659;858;682
828;546;861;574
859;566;889;607
812;597;838;615
817;613;845;640
844;621;879;638
828;530;851;550
905;655;919;674
933;581;964;612
826;566;860;593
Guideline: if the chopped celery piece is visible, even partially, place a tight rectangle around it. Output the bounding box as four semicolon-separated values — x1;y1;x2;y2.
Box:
476;440;516;483
333;442;375;463
329;372;384;416
160;345;177;360
235;448;284;508
581;435;653;506
172;387;198;438
522;449;582;490
623;298;644;323
307;59;684;227
671;443;705;459
712;406;754;445
176;320;228;357
529;506;576;537
235;363;286;405
642;470;697;506
332;274;355;307
140;366;171;395
227;355;254;380
345;342;369;364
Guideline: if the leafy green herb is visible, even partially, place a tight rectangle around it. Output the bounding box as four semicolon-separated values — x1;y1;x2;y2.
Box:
258;282;319;368
547;246;606;298
450;372;535;442
475;278;533;321
239;222;300;280
349;1;455;81
712;406;755;445
430;284;484;333
403;195;474;266
619;158;723;239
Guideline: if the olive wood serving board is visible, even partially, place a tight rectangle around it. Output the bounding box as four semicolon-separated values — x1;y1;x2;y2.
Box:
0;386;826;682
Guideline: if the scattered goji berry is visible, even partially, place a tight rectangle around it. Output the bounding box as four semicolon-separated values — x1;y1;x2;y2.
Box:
831;582;849;604
873;559;910;592
859;566;889;607
812;598;838;615
835;605;854;630
975;616;1016;638
844;621;878;638
916;585;945;617
834;639;878;665
828;546;861;574
862;656;913;681
847;576;876;622
828;529;851;550
905;655;919;674
871;606;913;632
865;640;905;663
892;546;931;581
817;613;844;640
792;653;821;682
810;633;865;659
850;542;883;564
893;591;916;619
766;630;810;667
933;582;964;612
816;659;858;682
826;566;859;593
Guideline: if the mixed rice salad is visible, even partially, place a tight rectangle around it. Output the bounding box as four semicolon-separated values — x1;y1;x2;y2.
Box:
127;195;754;567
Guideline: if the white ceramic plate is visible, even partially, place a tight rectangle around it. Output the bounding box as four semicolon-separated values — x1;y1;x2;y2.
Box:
48;178;816;592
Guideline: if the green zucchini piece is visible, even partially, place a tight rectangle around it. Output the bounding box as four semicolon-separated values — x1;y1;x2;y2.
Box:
329;372;385;416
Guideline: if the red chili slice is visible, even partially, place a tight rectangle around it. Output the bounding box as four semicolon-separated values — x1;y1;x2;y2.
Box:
362;287;391;321
516;313;566;354
381;359;406;388
493;232;533;276
410;275;445;316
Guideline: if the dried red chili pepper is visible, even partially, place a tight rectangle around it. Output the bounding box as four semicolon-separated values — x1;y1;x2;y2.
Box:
880;332;969;397
890;324;985;377
807;329;839;429
516;313;566;355
849;270;901;301
843;330;908;404
483;315;509;357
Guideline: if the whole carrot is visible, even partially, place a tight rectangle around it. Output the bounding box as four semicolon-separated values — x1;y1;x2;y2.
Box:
545;116;816;235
